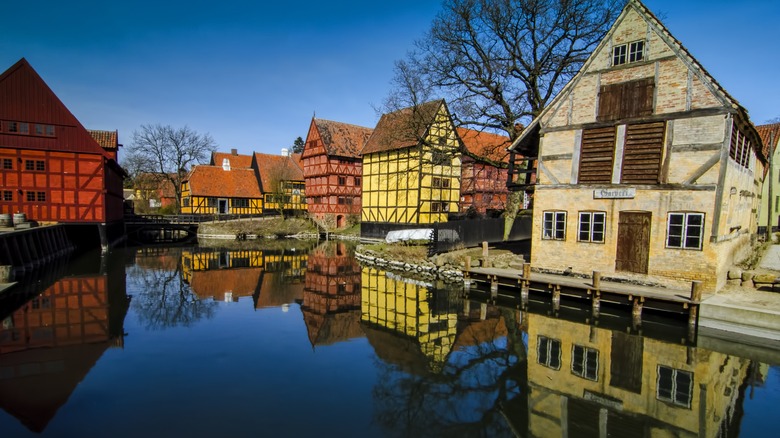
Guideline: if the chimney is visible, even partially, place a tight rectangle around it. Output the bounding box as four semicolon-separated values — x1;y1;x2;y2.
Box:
281;148;290;157
231;148;237;155
222;158;231;171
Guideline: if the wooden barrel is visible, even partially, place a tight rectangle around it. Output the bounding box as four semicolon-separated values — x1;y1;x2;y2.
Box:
12;212;26;225
0;213;11;227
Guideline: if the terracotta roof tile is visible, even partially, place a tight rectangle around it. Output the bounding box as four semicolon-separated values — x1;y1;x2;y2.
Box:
362;100;445;154
185;165;262;198
189;268;262;300
757;123;780;157
211;151;253;168
252;152;304;192
313;119;373;158
457;128;511;163
87;129;119;150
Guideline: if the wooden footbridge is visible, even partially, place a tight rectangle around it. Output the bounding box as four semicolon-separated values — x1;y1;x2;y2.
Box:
463;263;702;332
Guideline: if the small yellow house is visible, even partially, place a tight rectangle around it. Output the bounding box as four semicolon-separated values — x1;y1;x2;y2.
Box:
180;161;263;215
252;152;306;214
361;100;461;235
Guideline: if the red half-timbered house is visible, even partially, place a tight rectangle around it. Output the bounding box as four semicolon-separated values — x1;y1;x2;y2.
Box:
302;118;372;228
0;59;125;247
457;128;511;215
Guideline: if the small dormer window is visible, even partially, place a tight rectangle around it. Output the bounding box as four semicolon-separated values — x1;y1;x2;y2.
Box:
613;40;645;66
222;158;230;171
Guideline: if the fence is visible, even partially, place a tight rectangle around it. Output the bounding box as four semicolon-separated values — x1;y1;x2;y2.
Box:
428;216;532;255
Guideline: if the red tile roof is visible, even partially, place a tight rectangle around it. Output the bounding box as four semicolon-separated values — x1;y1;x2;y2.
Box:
757;123;780;158
185;165;262;198
457;128;511;163
252;152;304;192
189;268;262;300
211;151;253;168
313;119;373;158
87;129;119;150
362;100;445;154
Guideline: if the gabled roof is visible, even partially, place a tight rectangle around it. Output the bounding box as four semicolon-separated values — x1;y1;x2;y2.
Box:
87;129;119;150
185;165;262;198
310;119;373;159
509;0;761;157
757;123;780;157
211;150;253;168
362;99;446;154
0;58;111;158
457;128;511;163
189;268;262;300
252;152;304;192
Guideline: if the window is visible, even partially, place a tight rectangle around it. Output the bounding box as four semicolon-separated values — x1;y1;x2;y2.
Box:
432;177;451;189
2;190;12;201
354;176;361;186
667;212;704;250
578;212;606;243
2;158;11;170
207;197;217;207
37;191;46;202
657;366;693;408
338;176;346;186
537;336;561;370
46;125;55;136
613;40;645;66
572;345;599;380
431;201;449;213
35;124;44;135
19;123;29;134
25;160;45;171
182;197;190;207
543;211;566;240
232;198;249;208
8;122;18;133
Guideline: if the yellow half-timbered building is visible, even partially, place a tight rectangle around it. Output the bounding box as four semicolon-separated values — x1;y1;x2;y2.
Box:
253;152;307;214
361;100;461;231
180;162;263;215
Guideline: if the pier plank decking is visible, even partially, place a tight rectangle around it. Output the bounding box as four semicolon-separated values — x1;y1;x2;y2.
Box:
464;265;700;327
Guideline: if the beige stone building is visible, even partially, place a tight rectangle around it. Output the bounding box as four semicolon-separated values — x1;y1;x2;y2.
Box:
508;0;765;291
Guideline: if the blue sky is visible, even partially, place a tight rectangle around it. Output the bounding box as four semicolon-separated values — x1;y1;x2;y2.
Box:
1;0;777;159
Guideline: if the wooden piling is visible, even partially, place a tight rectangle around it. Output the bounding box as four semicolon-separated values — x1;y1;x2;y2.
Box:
552;284;561;312
592;291;601;318
464;256;471;272
482;241;489;267
632;298;643;328
690;281;702;302
592;271;601;289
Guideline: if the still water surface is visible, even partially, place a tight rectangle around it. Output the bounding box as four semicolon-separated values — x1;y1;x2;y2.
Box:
0;241;778;437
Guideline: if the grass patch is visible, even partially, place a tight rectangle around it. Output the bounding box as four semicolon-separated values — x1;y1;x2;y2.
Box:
199;217;317;237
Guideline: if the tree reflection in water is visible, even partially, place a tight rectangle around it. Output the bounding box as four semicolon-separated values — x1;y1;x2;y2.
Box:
371;306;527;438
126;247;217;329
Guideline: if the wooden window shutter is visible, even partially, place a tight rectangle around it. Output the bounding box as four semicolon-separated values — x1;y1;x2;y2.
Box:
579;127;616;183
620;122;665;184
598;78;655;122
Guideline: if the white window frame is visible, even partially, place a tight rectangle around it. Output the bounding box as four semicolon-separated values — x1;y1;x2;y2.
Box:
578;211;606;243
613;40;645;66
537;336;561;370
543;211;567;240
571;345;599;381
666;212;704;250
656;365;693;408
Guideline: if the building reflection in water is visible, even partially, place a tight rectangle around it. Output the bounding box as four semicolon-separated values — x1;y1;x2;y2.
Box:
0;251;130;433
180;242;312;310
300;242;364;348
359;268;768;437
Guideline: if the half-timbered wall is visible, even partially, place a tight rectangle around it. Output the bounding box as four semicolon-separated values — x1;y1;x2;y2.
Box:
362;108;461;225
514;1;764;291
460;158;509;214
0;148;110;222
262;181;306;213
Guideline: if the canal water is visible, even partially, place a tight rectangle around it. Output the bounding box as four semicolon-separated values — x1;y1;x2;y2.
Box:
0;240;778;437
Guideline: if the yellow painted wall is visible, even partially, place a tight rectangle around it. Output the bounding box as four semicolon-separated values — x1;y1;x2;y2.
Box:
263;181;307;213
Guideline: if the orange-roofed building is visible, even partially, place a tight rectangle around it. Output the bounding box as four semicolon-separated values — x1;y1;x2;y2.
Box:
88;129;121;161
180;159;263;214
457;128;512;215
252;151;306;215
757;122;780;232
210;148;252;169
302;118;372;228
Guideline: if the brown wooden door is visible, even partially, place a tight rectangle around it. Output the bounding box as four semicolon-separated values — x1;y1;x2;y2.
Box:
616;211;651;274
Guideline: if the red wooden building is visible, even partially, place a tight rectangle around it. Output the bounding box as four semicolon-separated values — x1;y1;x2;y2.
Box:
0;59;125;247
457;128;512;215
302;118;373;228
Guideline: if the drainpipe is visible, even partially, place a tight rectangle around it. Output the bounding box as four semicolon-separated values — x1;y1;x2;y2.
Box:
767;132;776;240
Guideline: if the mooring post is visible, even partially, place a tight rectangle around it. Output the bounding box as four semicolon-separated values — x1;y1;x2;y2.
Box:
688;281;702;330
592;291;601;318
490;275;498;299
690;281;703;302
552;284;561;312
480;303;487;320
592;271;601;290
521;263;531;308
482;241;489;267
632;298;643;328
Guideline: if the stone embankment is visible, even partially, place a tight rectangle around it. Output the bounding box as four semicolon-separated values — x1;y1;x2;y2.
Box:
726;268;780;291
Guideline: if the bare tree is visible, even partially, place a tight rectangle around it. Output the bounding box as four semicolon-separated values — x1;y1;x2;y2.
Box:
125;124;217;212
388;0;625;141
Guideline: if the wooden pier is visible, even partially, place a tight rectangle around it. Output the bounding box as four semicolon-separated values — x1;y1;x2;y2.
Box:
0;225;74;279
463;264;701;330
